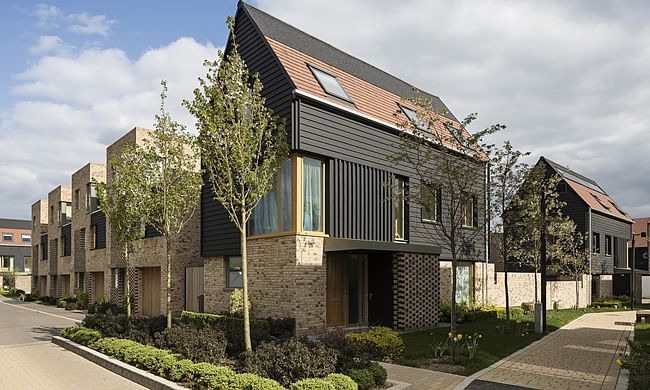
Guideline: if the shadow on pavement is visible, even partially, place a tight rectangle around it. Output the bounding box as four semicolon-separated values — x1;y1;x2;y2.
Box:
30;325;66;342
466;380;537;389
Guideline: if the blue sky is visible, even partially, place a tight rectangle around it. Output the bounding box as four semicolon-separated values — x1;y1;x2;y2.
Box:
1;1;650;221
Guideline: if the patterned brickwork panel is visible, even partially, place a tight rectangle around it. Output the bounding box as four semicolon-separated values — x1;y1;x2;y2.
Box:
109;236;126;267
129;267;138;314
393;252;440;330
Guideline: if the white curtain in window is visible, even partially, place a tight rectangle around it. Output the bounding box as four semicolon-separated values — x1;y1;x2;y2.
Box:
281;160;292;231
455;264;471;304
303;158;322;231
252;189;277;235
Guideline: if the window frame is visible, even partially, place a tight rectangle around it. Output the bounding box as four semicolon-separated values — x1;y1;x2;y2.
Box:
421;187;442;223
394;177;407;241
2;232;13;242
23;256;31;272
74;189;80;210
462;195;477;228
605;235;612;257
225;256;243;289
307;64;354;103
592;232;601;254
302;156;326;233
21;234;31;243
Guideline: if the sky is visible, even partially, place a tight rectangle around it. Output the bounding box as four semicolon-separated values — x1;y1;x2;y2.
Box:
1;1;649;221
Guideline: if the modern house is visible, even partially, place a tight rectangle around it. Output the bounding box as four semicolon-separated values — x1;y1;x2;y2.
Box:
30;128;202;317
538;157;634;300
0;218;32;291
629;217;649;273
201;2;488;335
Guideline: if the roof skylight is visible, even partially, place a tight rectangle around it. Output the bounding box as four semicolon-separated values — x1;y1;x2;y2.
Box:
399;104;427;130
308;65;353;103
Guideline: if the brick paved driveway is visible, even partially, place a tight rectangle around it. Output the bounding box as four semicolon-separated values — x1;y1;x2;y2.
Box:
0;297;144;390
463;311;634;390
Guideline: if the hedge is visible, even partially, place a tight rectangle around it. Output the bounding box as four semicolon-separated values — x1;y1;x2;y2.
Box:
345;327;404;361
289;378;335;390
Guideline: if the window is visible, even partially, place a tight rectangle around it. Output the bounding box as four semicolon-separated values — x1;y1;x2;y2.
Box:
399;104;427;131
24;256;31;272
592;232;600;254
591;194;611;210
251;159;293;235
557;182;568;193
394;177;406;240
2;233;12;241
1;256;12;270
74;189;80;210
86;183;98;212
605;235;612;257
60;201;72;224
308;65;353;103
303;157;324;232
21;234;31;243
42;238;48;260
90;225;97;249
79;228;86;250
50;206;54;223
226;256;243;288
422;187;442;222
110;268;123;290
462;195;477;228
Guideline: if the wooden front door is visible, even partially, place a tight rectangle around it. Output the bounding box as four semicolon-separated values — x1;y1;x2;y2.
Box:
141;267;161;316
93;272;104;302
185;266;204;312
327;255;346;326
62;275;71;297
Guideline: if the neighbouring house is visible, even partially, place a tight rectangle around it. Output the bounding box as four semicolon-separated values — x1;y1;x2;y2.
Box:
200;2;488;335
30;128;202;317
0;218;32;291
629;217;649;300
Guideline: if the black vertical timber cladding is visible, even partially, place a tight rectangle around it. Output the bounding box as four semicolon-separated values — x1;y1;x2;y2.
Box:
200;7;294;257
300;101;486;261
90;211;106;249
591;211;632;274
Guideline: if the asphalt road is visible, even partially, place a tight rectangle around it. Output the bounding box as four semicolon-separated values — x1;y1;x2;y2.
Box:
0;296;145;390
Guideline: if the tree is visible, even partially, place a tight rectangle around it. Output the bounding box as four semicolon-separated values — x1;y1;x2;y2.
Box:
548;219;589;309
389;94;502;349
488;141;530;322
96;147;153;317
184;18;288;351
143;81;203;329
510;164;564;303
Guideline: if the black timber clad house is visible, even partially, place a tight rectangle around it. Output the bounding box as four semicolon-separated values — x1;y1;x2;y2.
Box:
201;2;487;332
536;157;633;298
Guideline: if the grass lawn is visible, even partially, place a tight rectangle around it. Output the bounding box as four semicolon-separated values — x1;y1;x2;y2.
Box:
635;321;650;344
400;306;647;376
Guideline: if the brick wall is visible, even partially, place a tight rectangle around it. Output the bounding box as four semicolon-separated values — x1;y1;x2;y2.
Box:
392;252;440;330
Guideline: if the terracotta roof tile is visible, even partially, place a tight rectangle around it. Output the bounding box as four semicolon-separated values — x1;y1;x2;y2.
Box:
564;178;633;223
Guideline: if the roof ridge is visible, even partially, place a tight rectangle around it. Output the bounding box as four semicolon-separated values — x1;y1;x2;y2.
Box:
240;2;456;121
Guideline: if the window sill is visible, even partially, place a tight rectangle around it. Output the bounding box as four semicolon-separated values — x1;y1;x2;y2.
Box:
422;219;440;224
248;231;329;240
223;287;240;292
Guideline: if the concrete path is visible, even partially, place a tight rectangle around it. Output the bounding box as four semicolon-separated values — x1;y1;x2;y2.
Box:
381;362;465;389
461;311;634;390
0;297;145;390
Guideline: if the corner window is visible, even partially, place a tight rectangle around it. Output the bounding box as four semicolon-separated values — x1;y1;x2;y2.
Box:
394;177;406;240
422;187;442;222
462;195;477;228
0;256;12;270
21;234;31;243
303;157;324;232
592;232;600;254
24;256;31;273
2;233;12;241
605;235;612;257
74;189;80;210
250;159;292;235
308;65;353;103
60;201;72;225
226;256;243;289
86;183;98;212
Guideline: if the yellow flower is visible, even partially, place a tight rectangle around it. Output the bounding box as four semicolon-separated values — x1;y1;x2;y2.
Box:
457;334;463;340
478;334;483;339
616;359;624;367
516;320;522;324
448;332;452;338
468;335;472;340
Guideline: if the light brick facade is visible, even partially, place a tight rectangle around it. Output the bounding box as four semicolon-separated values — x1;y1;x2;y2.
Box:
47;186;71;297
31;200;48;294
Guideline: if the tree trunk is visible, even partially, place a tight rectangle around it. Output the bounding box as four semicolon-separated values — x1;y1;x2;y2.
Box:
575;275;580;309
125;247;131;318
166;237;172;329
534;268;538;303
241;223;252;352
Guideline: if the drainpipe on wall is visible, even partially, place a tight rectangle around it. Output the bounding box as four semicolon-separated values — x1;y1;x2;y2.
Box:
588;207;593;302
484;162;490;307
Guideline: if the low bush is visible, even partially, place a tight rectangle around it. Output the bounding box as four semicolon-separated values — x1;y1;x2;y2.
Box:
8;288;25;296
622;341;650;390
345;327;404;362
188;362;236;388
243;338;337;387
65;302;78;311
20;292;36;302
61;326;102;346
290;378;335;390
75;290;89;310
82;312;166;344
344;368;374;390
87;299;124;315
228;288;251;317
320;329;366;372
366;362;387;386
154;324;227;365
39;295;58;305
324;374;357;390
232;373;285;390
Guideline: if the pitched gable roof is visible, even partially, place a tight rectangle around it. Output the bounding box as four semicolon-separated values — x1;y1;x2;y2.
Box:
240;2;458;122
541;157;633;223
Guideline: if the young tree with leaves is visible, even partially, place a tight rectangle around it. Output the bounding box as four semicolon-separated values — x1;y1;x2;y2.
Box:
96;148;153;317
184;18;288;351
510;164;564;303
488;141;530;322
389;95;502;344
548;219;589;308
142;81;202;329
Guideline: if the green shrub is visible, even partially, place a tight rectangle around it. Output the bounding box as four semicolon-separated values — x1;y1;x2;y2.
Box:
20;292;36;302
232;373;286;390
320;329;365;371
189;362;236;389
228;288;251;317
154;324;227;364
65;302;78;311
290;378;335;390
324;374;357;390
87;299;124;315
82;313;166;344
61;326;102;346
243;338;337;387
345;327;404;361
366;362;387;386
75;290;89;310
344;368;374;390
623;341;650;390
169;358;194;382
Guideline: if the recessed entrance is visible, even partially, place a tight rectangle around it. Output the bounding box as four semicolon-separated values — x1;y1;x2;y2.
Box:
92;272;104;302
368;252;394;327
326;253;366;327
141;267;161;316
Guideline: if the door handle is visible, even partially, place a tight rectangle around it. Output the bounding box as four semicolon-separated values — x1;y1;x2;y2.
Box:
369;292;373;301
